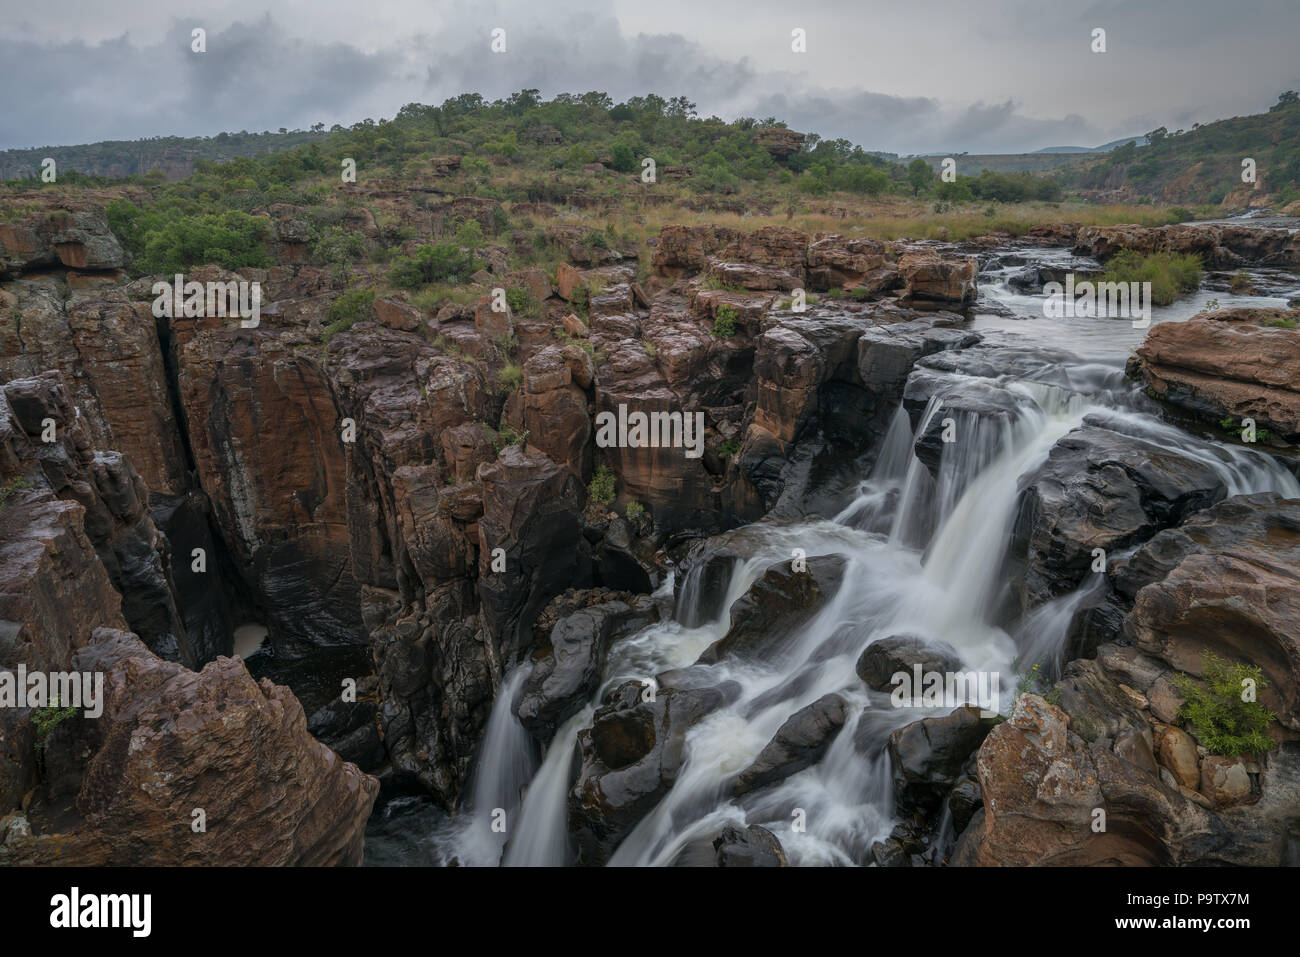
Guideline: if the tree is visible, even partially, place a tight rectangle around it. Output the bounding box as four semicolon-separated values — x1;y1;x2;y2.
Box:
907;158;932;196
610;143;636;172
1271;90;1299;111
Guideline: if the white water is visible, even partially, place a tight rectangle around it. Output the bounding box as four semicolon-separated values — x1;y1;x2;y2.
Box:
430;251;1300;867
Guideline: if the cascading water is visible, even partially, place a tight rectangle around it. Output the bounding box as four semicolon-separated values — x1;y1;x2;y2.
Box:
435;243;1300;868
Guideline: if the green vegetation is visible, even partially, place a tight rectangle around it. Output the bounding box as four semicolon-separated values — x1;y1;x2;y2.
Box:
625;500;645;521
505;286;541;318
321;288;376;343
0;475;34;511
33;698;80;752
717;437;741;457
712;304;739;339
1173;653;1277;756
588;465;616;506
496;361;523;392
389;243;480;289
1060;92;1300;205
106;200;273;272
1098;249;1202;306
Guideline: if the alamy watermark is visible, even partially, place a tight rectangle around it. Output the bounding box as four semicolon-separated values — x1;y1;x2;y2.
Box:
0;665;103;718
594;404;705;459
890;666;1000;718
151;274;262;328
1042;275;1152;328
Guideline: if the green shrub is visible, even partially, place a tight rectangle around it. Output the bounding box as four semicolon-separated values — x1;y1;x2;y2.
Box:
1229;270;1254;293
33;698;79;752
588;465;616;506
625;500;645;521
1173;653;1277;756
497;362;523;392
1099;250;1202;306
321;288;375;342
717;437;741;457
313;226;367;266
505;287;540;318
713;304;739;339
388;243;479;289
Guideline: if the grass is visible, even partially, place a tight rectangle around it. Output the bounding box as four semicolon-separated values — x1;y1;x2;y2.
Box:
321;288;376;344
0;475;35;511
1098;250;1203;306
496;362;523;393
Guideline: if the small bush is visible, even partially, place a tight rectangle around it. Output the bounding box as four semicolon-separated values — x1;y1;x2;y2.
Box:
321;288;375;342
1099;250;1202;306
1173;652;1277;756
717;437;741;458
497;362;523;393
505;287;540;318
713;304;739;339
588;465;616;506
625;500;645;521
388;243;479;289
33;698;79;752
1229;270;1254;293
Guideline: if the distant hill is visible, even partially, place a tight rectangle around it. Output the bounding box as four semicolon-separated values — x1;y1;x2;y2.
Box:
1058;94;1300;206
1034;136;1148;155
0;130;332;182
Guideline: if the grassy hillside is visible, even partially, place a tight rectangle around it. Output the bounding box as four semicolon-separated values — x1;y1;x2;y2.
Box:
1059;93;1300;207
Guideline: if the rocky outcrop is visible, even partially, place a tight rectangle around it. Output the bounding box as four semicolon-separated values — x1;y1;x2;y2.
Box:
1131;308;1300;441
753;127;806;160
899;251;978;305
0;207;124;277
0;373;377;865
1113;493;1300;732
953;691;1292;866
1009;426;1228;610
569;678;739;864
1074;223;1300;267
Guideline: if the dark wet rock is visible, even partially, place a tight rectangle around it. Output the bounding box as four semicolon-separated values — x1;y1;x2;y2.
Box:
733;693;848;795
888;706;997;815
516;595;658;742
947;775;983;833
712;824;789;866
904;370;1031;476
1009;426;1228;611
570;680;740;865
855;635;963;693
697;554;847;665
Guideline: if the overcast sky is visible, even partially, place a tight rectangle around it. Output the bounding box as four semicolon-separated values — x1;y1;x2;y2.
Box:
1;0;1297;154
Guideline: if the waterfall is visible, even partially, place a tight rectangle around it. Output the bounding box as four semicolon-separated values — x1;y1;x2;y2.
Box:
432;313;1300;867
451;665;536;866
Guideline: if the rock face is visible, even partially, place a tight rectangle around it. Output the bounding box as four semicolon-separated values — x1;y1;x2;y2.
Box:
753;127;806;159
2;373;189;663
1010;426;1228;610
1131;308;1300;441
1074;223;1300;268
0;207;124;276
899;252;978;305
953;692;1291;866
1113;493;1300;732
569;679;738;865
516;594;658;742
0;373;377;865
